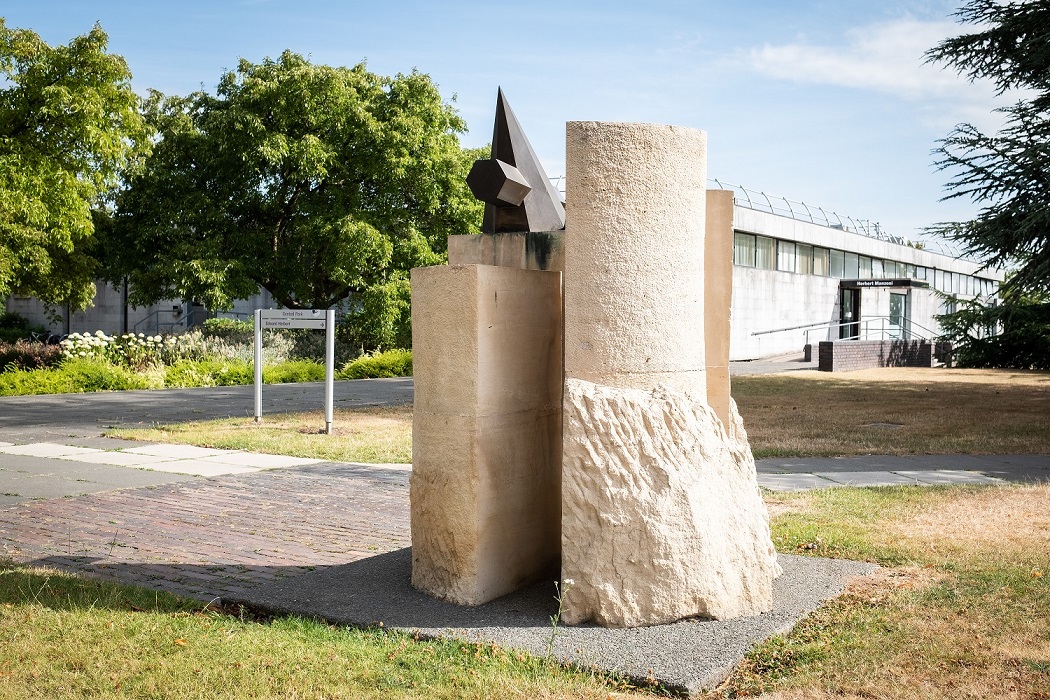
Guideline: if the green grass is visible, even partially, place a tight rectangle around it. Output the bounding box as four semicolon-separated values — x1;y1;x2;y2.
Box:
0;563;641;699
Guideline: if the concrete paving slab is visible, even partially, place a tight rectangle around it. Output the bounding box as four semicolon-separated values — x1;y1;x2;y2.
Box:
816;471;923;487
0;443;103;458
241;549;875;695
0;474;114;500
896;470;1004;486
76;468;199;488
198;453;321;469
141;460;261;476
62;436;154;450
55;451;180;467
122;444;237;459
345;462;412;472
0;442;12;447
758;473;843;492
0;495;22;507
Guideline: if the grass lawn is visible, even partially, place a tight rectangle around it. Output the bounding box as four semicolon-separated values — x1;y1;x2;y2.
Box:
110;367;1050;461
3;484;1046;698
734;367;1050;458
0;563;641;699
108;405;414;464
708;483;1050;699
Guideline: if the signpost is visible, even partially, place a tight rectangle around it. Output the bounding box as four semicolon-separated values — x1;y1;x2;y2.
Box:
254;309;336;434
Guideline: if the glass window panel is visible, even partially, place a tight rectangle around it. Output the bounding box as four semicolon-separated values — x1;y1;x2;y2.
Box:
777;240;796;272
859;256;872;279
756;236;775;270
797;244;813;275
733;232;755;267
830;249;845;278
844;252;859;279
906;264;916;279
813;247;829;276
871;258;884;278
916;266;928;280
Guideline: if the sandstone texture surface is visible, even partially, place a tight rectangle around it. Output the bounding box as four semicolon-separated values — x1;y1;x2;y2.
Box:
563;121;708;398
561;378;780;627
411;264;562;606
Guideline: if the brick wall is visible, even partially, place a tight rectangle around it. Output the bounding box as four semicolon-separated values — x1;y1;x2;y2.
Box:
817;339;934;372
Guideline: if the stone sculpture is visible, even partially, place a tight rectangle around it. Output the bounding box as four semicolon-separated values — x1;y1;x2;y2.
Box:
411;96;779;628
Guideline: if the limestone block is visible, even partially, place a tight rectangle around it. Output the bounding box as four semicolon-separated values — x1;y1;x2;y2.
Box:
448;231;564;272
564;121;708;397
410;263;563;605
705;189;735;427
561;378;780;627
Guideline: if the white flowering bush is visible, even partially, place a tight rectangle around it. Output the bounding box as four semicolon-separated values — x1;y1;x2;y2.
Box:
60;330;208;369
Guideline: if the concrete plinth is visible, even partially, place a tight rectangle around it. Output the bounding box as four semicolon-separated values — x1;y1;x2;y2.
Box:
410;264;562;605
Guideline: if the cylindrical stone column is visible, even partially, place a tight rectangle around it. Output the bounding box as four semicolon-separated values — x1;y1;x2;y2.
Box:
563;121;708;398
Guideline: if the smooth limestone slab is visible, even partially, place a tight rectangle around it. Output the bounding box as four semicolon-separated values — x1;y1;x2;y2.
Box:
199;453;322;468
758;473;845;492
816;471;924;487
121;444;238;459
140;461;261;477
53;451;179;466
897;470;1005;485
0;443;103;457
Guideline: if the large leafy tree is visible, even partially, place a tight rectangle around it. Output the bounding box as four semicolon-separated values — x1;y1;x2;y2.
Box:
0;20;149;311
108;51;483;324
927;0;1050;296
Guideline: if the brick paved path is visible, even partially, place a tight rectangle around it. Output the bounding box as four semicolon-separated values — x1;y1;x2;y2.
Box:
0;463;410;601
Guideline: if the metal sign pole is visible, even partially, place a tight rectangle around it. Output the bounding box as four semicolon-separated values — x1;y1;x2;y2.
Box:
254;309;263;422
324;309;335;434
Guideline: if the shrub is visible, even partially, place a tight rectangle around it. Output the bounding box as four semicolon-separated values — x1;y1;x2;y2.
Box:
938;297;1050;370
264;359;326;384
0;358;153;396
163;359;253;388
60;330;208;369
200;317;254;344
0;341;64;372
338;349;412;380
0;312;49;342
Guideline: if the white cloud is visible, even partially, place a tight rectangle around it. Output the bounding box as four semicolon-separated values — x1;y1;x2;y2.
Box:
741;16;1016;130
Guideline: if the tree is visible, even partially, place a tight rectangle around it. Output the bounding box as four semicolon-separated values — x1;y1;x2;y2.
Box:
107;51;483;333
0;20;149;311
926;0;1050;296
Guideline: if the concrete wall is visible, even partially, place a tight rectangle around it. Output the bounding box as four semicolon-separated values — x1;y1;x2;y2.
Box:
6;283;185;336
410;264;562;605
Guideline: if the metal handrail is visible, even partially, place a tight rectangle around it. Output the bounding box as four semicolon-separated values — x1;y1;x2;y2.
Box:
132;309;187;334
800;315;938;345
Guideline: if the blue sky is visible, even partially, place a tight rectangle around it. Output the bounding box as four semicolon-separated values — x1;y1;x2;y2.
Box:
6;1;1005;243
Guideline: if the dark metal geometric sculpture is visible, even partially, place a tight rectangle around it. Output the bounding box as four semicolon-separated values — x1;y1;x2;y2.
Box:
467;88;566;233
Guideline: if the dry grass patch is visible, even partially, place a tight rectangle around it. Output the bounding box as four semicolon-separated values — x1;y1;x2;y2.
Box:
713;485;1050;700
732;369;1050;457
109;405;413;464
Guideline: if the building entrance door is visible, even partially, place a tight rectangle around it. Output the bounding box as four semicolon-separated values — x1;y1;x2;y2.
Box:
889;292;908;339
839;288;860;339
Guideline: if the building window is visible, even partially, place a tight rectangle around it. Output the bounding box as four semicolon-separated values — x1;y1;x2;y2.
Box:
756;236;775;270
905;264;916;279
733;232;756;267
797;243;813;275
859;256;872;279
813;247;830;276
844;252;860;279
830;249;845;278
916;266;928;280
777;240;796;272
871;258;884;278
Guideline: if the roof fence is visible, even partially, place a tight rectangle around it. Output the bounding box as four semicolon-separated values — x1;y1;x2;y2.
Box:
548;175;967;260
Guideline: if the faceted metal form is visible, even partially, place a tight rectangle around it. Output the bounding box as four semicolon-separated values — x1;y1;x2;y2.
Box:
467;158;531;207
471;88;566;234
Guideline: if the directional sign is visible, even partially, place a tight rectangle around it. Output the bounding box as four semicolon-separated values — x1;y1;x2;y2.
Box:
258;309;327;329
